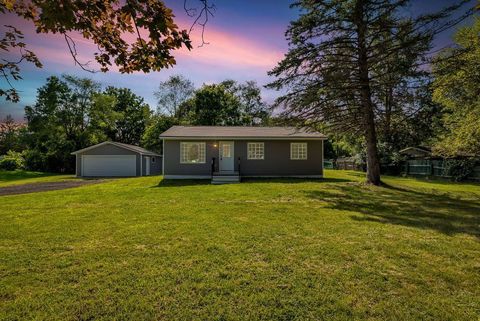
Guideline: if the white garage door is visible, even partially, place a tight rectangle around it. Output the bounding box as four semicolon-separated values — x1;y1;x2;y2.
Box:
82;155;137;177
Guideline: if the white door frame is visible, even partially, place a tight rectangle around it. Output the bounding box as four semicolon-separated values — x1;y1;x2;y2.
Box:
145;156;150;176
219;141;234;172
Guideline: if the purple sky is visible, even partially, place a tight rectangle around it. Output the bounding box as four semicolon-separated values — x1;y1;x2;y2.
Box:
0;0;476;121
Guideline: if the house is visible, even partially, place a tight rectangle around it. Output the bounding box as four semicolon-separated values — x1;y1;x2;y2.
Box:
399;146;433;159
159;126;327;183
72;141;161;177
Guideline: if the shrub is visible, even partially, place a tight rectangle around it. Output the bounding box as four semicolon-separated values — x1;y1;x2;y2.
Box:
443;159;476;181
23;149;46;171
0;150;25;171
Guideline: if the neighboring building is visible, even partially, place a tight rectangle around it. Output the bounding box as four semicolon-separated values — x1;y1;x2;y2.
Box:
399;147;433;159
72;141;161;177
160;126;326;182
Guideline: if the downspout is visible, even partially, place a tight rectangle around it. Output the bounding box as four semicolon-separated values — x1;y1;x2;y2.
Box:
140;153;143;176
162;139;165;176
321;139;325;177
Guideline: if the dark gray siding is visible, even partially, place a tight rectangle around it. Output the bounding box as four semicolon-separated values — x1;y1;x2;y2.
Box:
163;139;323;177
163;140;215;177
76;144;140;176
142;155;162;176
235;140;323;176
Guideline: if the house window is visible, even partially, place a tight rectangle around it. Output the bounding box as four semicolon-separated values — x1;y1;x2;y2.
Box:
291;142;307;160
152;157;156;163
180;142;206;164
247;142;264;160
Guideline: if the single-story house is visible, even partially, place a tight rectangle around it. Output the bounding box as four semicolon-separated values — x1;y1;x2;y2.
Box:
160;126;326;182
72;141;161;177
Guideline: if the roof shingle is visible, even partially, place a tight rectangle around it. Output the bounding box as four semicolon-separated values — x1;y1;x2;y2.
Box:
160;126;326;139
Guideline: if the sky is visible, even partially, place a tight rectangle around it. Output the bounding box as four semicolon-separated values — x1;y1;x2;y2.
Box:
0;0;476;121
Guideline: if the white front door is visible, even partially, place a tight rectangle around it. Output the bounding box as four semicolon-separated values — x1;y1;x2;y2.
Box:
219;141;234;172
145;156;150;176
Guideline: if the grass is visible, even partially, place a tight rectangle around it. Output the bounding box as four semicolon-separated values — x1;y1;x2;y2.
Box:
0;170;73;187
0;170;479;320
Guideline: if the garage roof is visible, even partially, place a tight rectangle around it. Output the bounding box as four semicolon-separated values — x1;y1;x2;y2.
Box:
71;141;160;156
160;126;326;139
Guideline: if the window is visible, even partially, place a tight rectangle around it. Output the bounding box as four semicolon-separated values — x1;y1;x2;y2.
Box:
180;142;206;164
291;142;307;160
152;157;156;163
222;143;231;157
247;142;264;160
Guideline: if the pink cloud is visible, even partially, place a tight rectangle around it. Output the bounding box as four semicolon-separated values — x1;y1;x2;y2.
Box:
177;27;284;69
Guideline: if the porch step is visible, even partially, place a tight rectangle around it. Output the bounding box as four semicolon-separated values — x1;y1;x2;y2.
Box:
211;172;240;184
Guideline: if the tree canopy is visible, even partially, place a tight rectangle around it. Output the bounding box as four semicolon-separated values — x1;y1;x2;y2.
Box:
432;18;480;156
178;81;271;126
0;0;214;102
154;75;195;116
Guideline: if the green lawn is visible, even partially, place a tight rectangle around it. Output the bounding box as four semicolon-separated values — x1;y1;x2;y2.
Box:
0;170;73;187
0;170;479;320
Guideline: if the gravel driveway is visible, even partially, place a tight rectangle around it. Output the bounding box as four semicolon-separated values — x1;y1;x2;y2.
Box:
0;180;104;196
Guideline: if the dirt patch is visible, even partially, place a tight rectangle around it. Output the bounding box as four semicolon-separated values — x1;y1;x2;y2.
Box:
0;180;104;196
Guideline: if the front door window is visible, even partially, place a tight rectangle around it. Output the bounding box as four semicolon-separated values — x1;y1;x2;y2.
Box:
219;141;234;172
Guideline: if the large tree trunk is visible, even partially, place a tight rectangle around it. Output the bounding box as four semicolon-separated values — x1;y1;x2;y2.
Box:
363;104;381;185
355;0;382;185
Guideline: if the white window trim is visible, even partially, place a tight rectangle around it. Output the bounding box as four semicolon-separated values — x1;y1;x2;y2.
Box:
180;142;206;164
247;142;265;160
290;142;308;160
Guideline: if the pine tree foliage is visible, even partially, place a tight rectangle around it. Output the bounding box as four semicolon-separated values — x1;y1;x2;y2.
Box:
268;0;474;184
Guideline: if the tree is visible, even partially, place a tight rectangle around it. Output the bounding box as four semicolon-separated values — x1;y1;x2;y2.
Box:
221;80;271;125
142;114;178;153
0;25;42;102
0;114;24;154
24;76;78;172
180;84;242;125
1;0;215;101
268;0;473;185
432;18;480;156
154;75;195;116
89;93;123;143
104;87;152;145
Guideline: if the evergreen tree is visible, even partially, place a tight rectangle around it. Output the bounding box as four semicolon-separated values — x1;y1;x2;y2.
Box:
268;0;473;185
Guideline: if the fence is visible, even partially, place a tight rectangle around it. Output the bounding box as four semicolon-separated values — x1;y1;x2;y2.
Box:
404;159;480;180
323;160;334;169
336;158;364;171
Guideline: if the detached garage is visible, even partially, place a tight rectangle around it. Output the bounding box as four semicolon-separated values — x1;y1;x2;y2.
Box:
72;141;162;177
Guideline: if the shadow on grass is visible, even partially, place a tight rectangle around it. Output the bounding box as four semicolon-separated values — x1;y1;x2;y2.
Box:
154;179;211;187
304;183;480;238
241;177;353;184
154;176;353;187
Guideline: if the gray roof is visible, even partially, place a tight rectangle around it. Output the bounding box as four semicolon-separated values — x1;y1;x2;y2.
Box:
71;141;160;156
160;126;327;139
111;142;160;155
